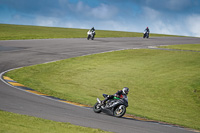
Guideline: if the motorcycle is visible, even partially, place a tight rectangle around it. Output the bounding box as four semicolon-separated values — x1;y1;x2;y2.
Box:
87;30;95;40
93;94;128;117
143;31;149;38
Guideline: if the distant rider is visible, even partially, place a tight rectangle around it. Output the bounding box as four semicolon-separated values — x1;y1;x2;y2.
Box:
101;87;129;105
87;27;96;38
145;27;150;33
143;27;150;38
91;27;95;32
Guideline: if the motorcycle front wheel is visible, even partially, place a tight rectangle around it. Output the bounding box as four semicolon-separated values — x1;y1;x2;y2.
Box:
113;105;126;117
93;102;102;113
87;35;91;40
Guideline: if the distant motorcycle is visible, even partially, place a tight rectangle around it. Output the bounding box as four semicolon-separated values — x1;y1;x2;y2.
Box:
87;30;95;40
143;31;149;38
93;94;128;117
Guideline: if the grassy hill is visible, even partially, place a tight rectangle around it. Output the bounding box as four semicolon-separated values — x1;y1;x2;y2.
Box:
0;24;181;40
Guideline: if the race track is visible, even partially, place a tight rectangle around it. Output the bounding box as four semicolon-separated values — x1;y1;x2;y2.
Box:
0;37;200;133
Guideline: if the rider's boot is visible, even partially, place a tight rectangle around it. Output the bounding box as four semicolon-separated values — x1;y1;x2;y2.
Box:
101;97;109;106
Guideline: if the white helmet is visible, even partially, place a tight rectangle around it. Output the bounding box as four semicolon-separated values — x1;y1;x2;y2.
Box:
122;87;129;95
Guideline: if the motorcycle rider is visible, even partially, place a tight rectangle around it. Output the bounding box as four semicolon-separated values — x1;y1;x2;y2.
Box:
101;87;129;105
91;27;95;32
143;27;150;38
87;27;96;39
145;27;150;33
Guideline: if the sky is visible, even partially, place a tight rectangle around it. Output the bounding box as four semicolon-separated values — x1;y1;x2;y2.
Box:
0;0;200;37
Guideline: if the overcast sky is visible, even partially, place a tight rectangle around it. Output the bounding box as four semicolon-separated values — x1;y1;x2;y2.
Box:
0;0;200;37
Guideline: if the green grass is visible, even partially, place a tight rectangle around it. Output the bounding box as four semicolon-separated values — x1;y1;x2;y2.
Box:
0;110;111;133
158;44;200;51
0;24;182;40
6;45;200;130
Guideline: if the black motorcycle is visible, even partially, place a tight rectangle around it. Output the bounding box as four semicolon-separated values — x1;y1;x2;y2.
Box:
93;94;128;117
143;31;149;38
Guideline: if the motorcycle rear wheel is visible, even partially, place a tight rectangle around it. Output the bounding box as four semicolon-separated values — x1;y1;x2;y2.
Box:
93;102;102;113
113;105;126;117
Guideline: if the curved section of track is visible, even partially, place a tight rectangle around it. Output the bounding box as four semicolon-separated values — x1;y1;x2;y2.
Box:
1;37;200;133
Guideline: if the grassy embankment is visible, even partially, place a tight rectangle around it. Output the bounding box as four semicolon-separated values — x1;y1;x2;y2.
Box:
5;45;200;130
0;110;111;133
158;44;200;51
0;24;182;40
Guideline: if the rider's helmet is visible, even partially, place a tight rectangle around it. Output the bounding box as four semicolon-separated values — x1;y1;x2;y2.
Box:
146;27;148;29
122;87;129;95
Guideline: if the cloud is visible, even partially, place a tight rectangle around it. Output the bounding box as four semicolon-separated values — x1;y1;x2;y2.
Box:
0;0;68;17
140;5;200;37
127;0;198;12
1;0;200;37
35;16;60;27
142;7;161;20
165;0;191;11
139;6;191;36
145;0;192;11
151;20;182;35
90;4;118;19
67;1;118;19
34;15;139;32
186;14;200;37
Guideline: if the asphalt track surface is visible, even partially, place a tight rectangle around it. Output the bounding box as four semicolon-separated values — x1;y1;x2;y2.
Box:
0;37;200;133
